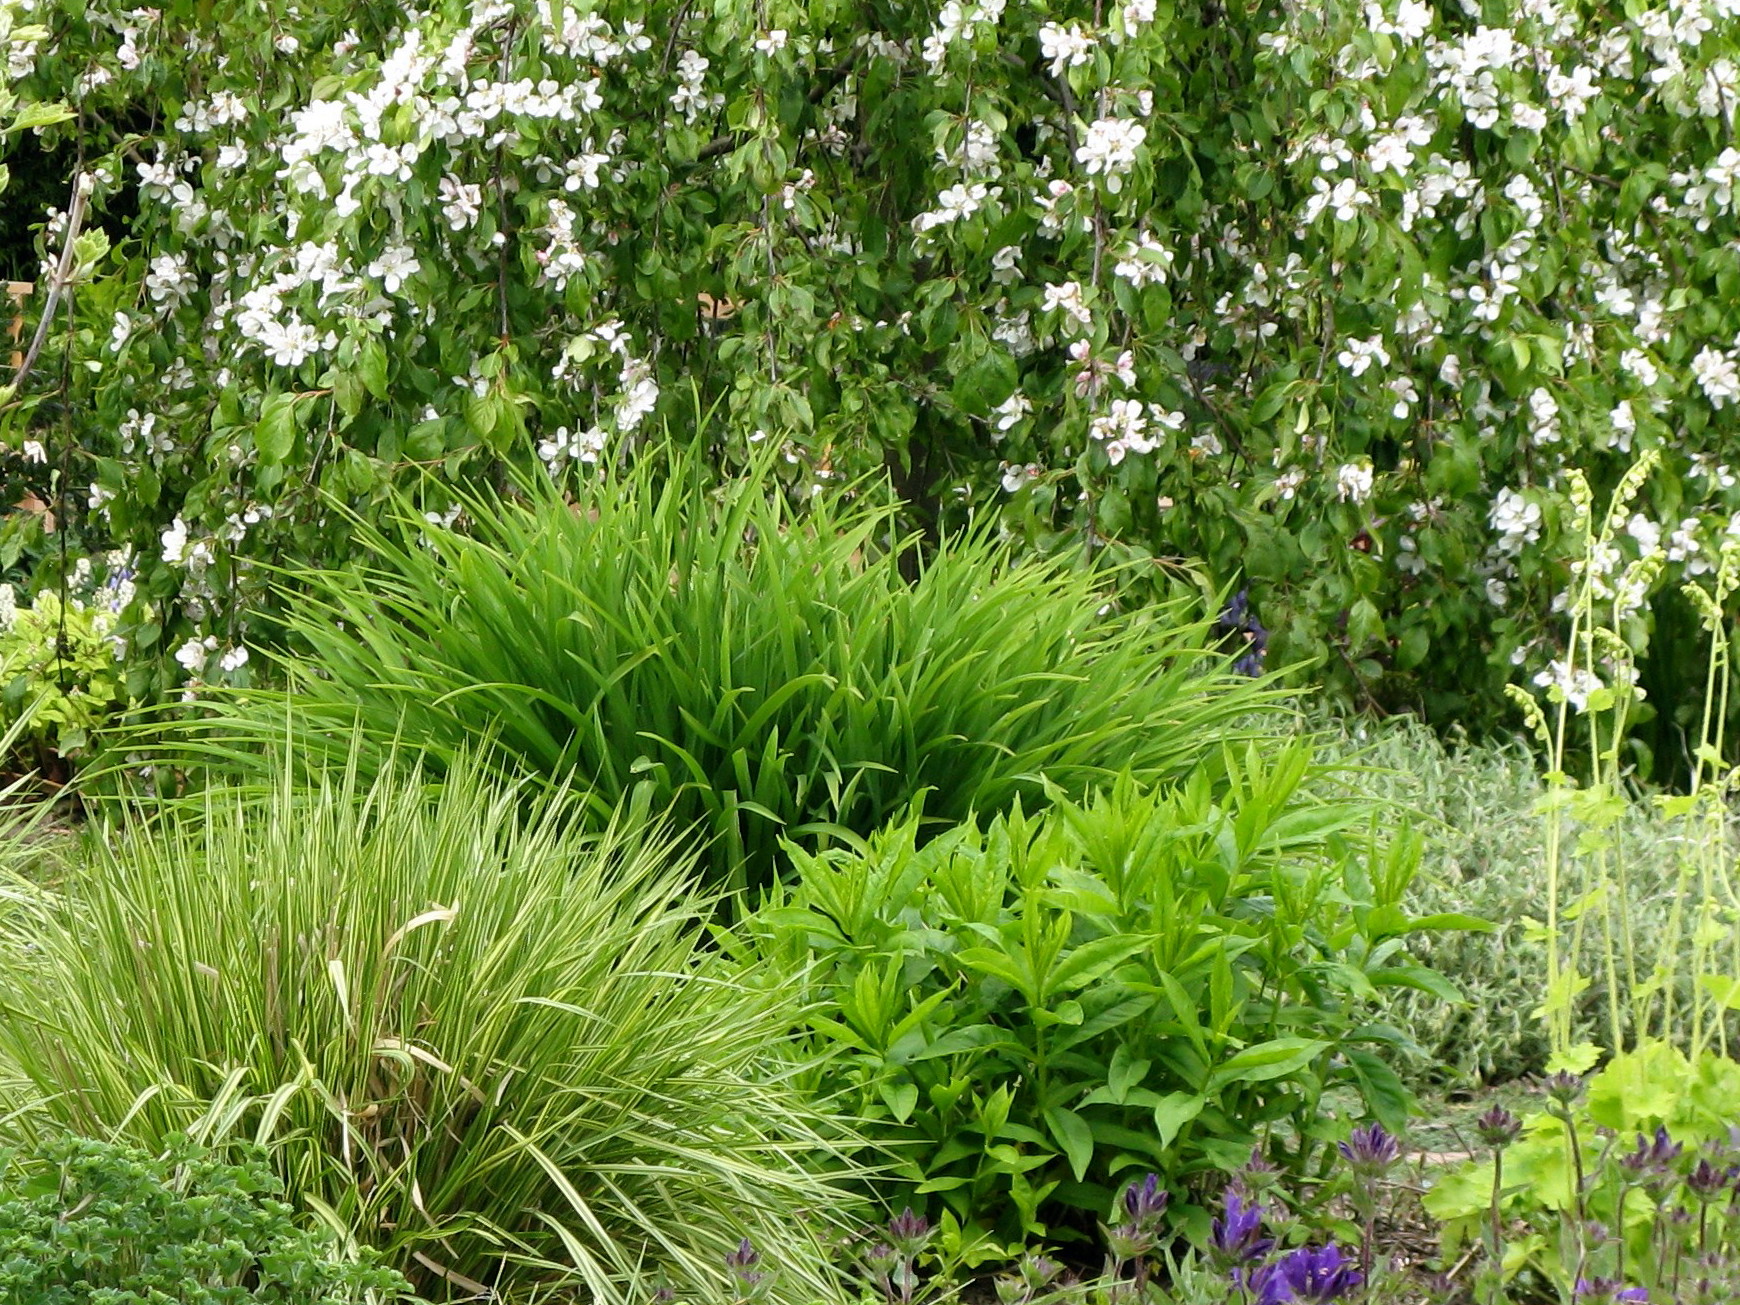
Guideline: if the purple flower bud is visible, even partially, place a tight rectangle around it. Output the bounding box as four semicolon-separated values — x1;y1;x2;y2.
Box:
1338;1123;1400;1177
1104;1220;1155;1263
887;1208;931;1255
1689;1158;1726;1198
1619;1126;1683;1179
864;1244;900;1277
1475;1106;1523;1148
1543;1070;1586;1109
1121;1173;1170;1226
726;1237;766;1292
1019;1254;1062;1290
726;1239;760;1270
1239;1146;1283;1197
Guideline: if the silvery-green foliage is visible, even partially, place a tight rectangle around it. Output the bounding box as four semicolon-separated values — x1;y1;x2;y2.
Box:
0;1133;413;1303
1314;713;1738;1085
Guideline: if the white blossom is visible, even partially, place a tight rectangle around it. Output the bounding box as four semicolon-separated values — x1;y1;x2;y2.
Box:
161;518;191;566
1040;280;1092;329
1490;488;1542;552
1336;461;1375;502
174;635;216;673
366;245;421;294
1626;513;1662;555
1693;346;1740;408
1337;335;1391;377
1534;659;1604;711
439;175;484;229
1039;22;1096;77
1075;117;1147;191
992;392;1030;435
1303;176;1373;224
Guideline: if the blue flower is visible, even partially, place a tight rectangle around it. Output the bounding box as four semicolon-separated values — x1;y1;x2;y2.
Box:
1575;1277;1649;1303
1216;588;1268;677
1251;1245;1364;1304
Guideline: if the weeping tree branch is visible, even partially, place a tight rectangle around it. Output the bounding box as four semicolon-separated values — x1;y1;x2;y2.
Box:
7;172;88;400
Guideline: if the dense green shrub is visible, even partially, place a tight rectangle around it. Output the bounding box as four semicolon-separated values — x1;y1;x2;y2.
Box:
179;458;1269;891
731;740;1476;1245
0;749;854;1302
0;578;132;767
0;1133;411;1303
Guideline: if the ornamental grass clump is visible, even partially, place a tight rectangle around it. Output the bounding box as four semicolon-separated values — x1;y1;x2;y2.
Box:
0;746;856;1303
175;452;1272;892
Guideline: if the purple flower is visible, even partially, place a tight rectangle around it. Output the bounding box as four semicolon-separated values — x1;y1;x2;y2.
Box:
726;1237;765;1291
1216;588;1269;677
1210;1188;1273;1264
1574;1277;1648;1303
1219;590;1251;628
1619;1126;1683;1179
1252;1245;1364;1304
1338;1123;1400;1177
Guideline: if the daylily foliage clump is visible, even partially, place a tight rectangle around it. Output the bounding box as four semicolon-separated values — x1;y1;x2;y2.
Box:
6;0;1740;734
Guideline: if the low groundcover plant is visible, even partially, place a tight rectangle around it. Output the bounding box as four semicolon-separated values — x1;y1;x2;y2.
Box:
0;1132;412;1303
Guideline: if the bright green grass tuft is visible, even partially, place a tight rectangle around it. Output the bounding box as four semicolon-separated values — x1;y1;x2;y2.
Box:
169;453;1275;893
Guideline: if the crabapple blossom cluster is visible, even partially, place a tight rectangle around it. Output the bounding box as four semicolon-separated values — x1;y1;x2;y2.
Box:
6;0;1740;737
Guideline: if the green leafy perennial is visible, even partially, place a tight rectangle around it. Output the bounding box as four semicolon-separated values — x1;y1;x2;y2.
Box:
735;742;1485;1243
